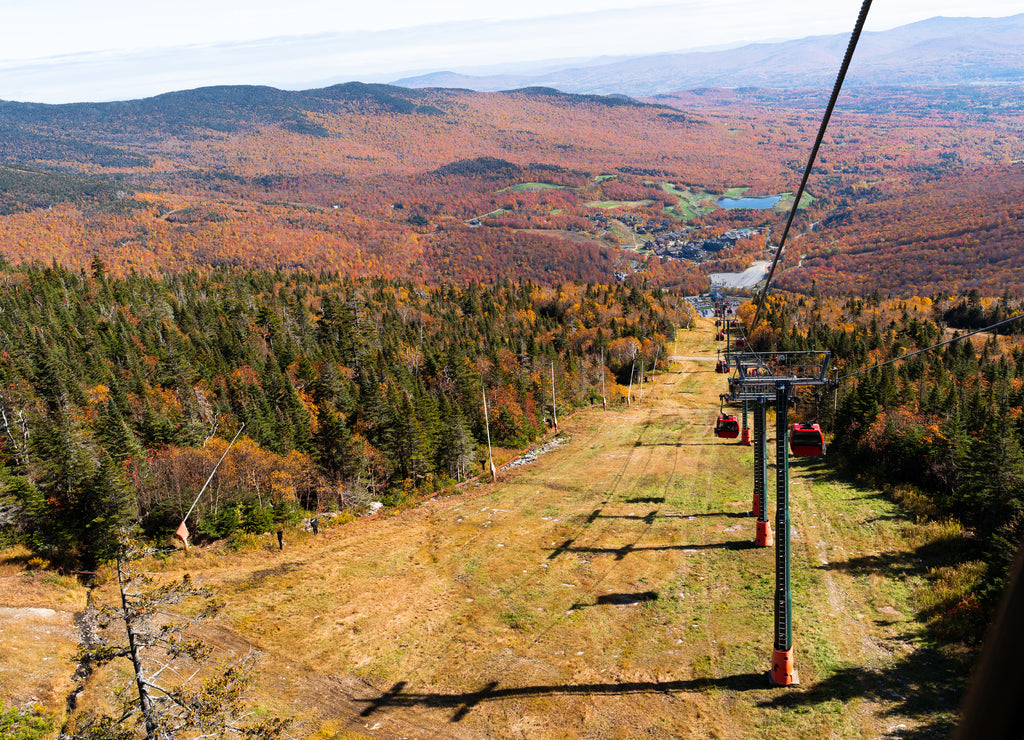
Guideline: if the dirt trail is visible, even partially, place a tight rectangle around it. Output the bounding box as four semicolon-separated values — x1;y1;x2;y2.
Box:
188;324;930;737
13;321;946;737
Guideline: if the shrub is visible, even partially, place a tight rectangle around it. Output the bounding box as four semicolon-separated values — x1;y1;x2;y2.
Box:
0;702;56;740
272;500;303;526
240;503;274;534
26;557;50;571
197;506;241;540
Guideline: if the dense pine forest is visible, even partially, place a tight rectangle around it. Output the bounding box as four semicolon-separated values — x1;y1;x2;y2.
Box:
0;260;677;569
752;292;1024;643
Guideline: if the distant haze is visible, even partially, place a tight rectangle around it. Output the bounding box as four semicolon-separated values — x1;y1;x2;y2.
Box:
1;1;1023;103
395;15;1024;96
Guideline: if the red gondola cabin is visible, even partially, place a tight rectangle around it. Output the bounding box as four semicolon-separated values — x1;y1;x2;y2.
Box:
715;414;740;439
716;332;725;341
790;423;824;456
735;338;746;348
715;360;729;374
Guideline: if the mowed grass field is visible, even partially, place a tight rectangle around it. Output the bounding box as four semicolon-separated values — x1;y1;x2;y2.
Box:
2;322;966;738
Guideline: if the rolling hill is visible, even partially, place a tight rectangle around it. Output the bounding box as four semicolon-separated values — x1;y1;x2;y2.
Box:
1;78;1024;294
3;31;1024;739
394;14;1024;95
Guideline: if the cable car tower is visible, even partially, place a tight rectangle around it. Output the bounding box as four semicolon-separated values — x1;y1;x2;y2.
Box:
725;349;832;686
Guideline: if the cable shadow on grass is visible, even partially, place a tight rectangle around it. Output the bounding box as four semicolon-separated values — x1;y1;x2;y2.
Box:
358;672;766;722
545;540;755;561
592;510;661;524
672;511;752;519
594;510;750;522
541;481;589;494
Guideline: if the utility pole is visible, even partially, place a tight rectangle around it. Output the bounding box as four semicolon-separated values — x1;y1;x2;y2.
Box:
741;400;751;445
725;315;733;368
482;387;496;483
600;347;607;410
639;359;645;405
550;361;558;431
627;359;635;406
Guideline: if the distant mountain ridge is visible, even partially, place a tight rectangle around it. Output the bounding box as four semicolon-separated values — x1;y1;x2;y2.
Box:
393;14;1024;95
0;82;679;169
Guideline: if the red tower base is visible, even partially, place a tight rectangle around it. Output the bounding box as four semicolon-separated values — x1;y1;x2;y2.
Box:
741;428;751;445
770;648;800;686
755;520;773;548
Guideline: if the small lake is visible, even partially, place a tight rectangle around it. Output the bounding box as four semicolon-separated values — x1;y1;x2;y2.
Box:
717;194;782;210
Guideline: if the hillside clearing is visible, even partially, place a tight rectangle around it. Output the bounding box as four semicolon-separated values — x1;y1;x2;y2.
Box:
2;322;966;738
583;200;655;209
709;261;770;290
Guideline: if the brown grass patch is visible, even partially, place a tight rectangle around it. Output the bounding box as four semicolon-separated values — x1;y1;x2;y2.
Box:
3;321;962;737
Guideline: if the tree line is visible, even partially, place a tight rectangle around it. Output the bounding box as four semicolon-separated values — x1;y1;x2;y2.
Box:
0;260;675;569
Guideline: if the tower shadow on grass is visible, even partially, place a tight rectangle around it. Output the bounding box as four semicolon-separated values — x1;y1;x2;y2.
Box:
356;642;968;735
544;539;755;560
357;672;766;722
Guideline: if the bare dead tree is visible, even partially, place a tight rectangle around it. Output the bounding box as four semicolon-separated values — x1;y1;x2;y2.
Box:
62;536;289;740
0;393;29;467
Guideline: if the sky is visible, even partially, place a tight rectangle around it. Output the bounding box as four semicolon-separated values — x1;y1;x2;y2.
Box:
1;0;1021;103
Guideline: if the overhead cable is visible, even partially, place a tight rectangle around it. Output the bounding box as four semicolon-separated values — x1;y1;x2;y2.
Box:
836;312;1024;382
750;0;873;333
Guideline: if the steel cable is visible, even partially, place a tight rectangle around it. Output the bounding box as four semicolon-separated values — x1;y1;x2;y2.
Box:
750;0;873;333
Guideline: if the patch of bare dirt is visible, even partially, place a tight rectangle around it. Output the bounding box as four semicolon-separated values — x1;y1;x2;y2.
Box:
0;574;85;714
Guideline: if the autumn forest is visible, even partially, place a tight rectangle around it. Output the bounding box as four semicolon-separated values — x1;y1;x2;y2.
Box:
3;77;1024;587
1;83;1023;293
3;73;1024;737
